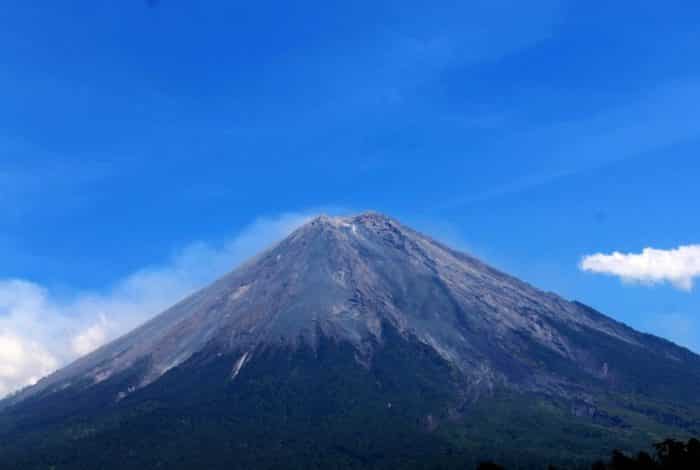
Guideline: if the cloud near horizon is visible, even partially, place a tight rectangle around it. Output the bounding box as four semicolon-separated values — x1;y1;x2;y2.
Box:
580;244;700;291
0;212;315;398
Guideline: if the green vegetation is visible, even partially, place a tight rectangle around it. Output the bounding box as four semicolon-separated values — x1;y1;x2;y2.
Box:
0;330;698;469
592;438;700;469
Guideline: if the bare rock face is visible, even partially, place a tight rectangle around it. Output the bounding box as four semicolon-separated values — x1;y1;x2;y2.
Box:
6;212;700;407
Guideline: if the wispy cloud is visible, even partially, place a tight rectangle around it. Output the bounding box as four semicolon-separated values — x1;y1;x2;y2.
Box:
0;211;315;398
580;244;700;291
282;1;564;131
436;79;700;210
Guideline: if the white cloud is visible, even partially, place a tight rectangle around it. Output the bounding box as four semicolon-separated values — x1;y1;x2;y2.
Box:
71;316;110;356
580;244;700;291
0;332;58;398
0;211;316;398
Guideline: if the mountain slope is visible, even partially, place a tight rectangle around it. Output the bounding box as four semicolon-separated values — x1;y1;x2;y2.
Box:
1;212;699;468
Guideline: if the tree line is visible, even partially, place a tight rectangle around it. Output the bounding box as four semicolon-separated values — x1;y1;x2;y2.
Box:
477;438;700;469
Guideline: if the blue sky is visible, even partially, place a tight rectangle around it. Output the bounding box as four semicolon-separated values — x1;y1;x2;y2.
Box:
1;1;700;395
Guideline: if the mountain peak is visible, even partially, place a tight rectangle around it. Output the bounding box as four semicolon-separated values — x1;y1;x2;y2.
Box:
289;211;412;255
306;211;397;229
7;212;700;413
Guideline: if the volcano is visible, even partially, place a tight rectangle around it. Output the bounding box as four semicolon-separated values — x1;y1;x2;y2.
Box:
2;212;699;469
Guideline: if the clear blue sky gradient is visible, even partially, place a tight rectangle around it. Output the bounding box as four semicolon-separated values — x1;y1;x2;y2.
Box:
2;1;700;349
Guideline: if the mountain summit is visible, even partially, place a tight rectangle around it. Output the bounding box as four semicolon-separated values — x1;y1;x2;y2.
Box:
2;212;700;468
